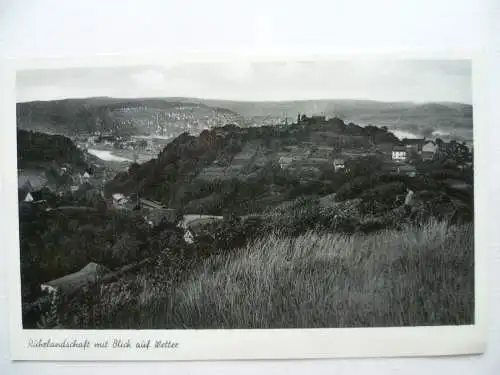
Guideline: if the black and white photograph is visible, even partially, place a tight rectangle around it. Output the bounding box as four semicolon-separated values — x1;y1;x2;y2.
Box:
15;59;475;332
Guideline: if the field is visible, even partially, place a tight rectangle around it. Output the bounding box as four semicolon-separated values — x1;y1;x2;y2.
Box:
77;219;473;329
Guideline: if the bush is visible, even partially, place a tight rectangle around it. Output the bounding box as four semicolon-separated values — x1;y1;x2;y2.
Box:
335;176;374;201
363;181;405;201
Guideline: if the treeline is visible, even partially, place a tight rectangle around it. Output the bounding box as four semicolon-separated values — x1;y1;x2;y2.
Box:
17;129;87;167
302;115;401;143
105;128;247;204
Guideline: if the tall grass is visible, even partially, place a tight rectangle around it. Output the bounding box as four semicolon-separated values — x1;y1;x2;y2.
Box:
101;219;473;329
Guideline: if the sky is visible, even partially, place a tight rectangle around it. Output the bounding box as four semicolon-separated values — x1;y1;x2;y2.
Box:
16;59;473;104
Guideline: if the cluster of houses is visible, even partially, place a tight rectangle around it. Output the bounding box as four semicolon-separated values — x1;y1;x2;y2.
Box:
275;137;450;178
111;194;178;224
390;138;439;162
77;133;159;154
17;162;109;207
110;194;221;245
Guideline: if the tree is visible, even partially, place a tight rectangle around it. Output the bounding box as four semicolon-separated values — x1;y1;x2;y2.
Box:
128;163;140;175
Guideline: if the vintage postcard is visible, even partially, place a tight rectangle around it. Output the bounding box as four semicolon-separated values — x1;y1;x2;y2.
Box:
2;54;487;361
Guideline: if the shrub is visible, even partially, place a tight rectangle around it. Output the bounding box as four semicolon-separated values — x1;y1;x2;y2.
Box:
361;182;406;206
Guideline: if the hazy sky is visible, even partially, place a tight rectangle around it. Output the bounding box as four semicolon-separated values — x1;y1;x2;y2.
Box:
16;60;472;104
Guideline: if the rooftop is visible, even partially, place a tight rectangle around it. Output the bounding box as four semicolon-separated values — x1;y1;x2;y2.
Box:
41;262;110;295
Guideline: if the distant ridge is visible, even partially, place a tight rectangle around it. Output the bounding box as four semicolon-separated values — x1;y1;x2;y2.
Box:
16;97;472;142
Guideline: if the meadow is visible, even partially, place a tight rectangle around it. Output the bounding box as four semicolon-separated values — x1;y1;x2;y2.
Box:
62;219;473;329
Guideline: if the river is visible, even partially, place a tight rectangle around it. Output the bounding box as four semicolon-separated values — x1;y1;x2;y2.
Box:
87;149;133;162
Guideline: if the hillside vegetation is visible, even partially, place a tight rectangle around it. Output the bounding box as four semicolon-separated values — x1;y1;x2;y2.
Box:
17;129;87;168
17;98;242;136
58;220;473;329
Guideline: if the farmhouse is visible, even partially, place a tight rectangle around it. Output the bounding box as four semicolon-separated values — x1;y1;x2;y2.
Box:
333;158;345;171
139;198;178;227
143;209;178;227
112;193;128;208
184;229;195;244
18;190;34;203
278;155;295;169
392;146;408;161
40;262;110;295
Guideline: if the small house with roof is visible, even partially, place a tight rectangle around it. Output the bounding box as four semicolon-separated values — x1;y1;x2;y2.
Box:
40;262;110;295
278;156;294;169
143;208;178;227
112;193;128;208
83;171;91;182
138;198;178;227
392;146;408;161
184;229;195;244
19;191;34;203
18;181;50;205
333;158;345;171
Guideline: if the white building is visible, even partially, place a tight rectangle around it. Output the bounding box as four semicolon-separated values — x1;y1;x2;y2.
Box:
82;171;91;183
279;156;294;169
112;193;128;207
184;229;195;244
392;146;408;161
333;158;345;171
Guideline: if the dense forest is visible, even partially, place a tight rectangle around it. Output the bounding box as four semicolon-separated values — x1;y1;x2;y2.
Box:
17;129;87;168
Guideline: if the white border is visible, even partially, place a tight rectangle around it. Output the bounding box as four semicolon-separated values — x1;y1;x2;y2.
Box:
0;52;488;361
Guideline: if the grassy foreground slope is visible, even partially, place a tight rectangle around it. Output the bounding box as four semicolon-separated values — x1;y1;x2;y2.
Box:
104;220;473;329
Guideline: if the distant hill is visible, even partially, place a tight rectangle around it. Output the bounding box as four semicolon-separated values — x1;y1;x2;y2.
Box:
178;98;473;141
16;98;244;137
17;97;473;143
